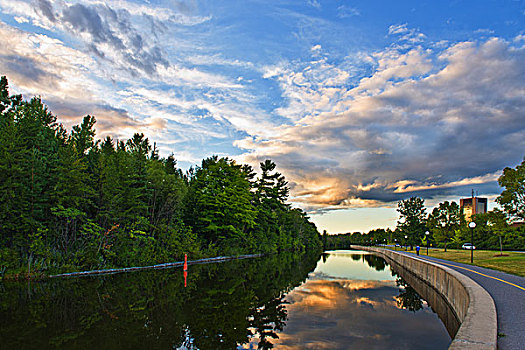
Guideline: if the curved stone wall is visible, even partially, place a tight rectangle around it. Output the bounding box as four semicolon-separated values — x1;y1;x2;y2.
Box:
350;246;497;350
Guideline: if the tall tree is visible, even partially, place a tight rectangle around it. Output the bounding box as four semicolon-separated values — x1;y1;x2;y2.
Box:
427;201;462;252
256;160;289;207
252;160;293;252
186;157;257;251
497;157;525;221
0;77;24;250
322;230;328;250
1;92;60;257
70;115;97;156
396;197;427;249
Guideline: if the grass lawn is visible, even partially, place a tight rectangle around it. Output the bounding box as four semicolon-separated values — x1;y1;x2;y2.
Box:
389;247;525;277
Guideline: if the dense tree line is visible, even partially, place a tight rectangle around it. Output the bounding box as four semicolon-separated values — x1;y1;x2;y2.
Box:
0;77;321;276
327;204;525;251
327;156;525;251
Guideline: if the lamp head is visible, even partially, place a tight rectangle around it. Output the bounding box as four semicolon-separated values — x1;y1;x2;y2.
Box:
469;221;476;229
425;231;429;235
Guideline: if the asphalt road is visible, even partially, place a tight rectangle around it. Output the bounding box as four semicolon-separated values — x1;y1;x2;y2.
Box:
400;251;525;350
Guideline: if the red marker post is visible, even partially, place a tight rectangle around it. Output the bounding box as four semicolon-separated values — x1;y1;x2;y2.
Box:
183;254;188;288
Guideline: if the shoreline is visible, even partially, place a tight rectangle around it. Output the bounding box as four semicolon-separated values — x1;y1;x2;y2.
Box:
1;254;265;281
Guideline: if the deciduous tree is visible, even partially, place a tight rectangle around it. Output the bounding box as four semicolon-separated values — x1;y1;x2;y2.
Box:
427;201;462;252
396;197;427;249
497;157;525;221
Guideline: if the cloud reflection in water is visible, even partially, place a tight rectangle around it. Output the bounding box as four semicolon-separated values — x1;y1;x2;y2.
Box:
241;251;450;349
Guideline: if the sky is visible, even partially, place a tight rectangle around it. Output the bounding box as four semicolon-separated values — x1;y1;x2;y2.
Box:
1;0;524;234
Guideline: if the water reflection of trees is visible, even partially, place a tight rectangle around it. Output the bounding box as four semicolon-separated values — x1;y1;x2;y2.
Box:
362;254;387;272
249;294;288;349
350;254;361;261
357;253;424;313
392;274;424;312
0;252;320;349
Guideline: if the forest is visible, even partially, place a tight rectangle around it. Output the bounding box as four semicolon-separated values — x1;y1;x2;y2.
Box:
0;76;322;278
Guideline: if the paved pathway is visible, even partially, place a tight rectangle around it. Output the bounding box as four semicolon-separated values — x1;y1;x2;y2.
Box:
401;251;525;350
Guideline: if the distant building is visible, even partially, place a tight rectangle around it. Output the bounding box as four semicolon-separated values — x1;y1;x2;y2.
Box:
460;196;487;222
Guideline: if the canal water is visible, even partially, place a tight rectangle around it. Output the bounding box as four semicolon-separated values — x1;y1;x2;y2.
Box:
0;250;451;349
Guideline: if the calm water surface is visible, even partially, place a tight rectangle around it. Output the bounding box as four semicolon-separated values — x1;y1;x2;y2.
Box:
0;250;451;349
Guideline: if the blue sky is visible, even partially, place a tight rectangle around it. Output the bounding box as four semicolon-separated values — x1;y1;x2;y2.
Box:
1;0;524;233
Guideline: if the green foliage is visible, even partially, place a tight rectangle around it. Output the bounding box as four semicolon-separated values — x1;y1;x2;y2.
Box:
0;248;19;274
450;209;516;250
334;187;525;252
427;201;462;251
497;157;525;221
396;197;427;248
0;76;321;276
186;156;257;251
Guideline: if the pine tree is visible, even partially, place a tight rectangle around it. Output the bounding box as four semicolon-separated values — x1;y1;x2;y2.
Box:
186;157;256;251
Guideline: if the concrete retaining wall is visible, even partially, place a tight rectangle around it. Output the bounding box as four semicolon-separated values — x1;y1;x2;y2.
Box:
350;246;497;350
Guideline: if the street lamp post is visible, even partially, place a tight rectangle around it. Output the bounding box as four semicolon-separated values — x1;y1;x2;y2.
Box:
488;221;502;256
404;235;408;251
441;222;446;251
394;239;397;250
469;221;476;263
425;231;429;255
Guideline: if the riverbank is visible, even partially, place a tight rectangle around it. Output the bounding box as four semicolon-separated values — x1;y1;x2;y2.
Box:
0;254;265;281
49;254;264;278
388;247;525;277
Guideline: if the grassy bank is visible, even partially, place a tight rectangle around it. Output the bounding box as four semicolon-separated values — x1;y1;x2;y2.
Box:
388;247;525;277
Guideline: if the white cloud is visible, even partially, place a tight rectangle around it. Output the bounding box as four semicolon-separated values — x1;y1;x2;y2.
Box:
311;44;322;53
155;65;244;89
0;20;176;142
337;5;360;18
186;54;254;68
0;0;265;164
307;0;321;9
514;34;525;43
83;0;211;24
14;16;28;23
353;47;433;94
388;23;426;43
2;2;522;216
238;37;525;210
263;56;351;123
0;21;96;98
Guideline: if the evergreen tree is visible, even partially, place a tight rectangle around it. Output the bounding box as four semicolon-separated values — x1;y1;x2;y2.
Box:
186;157;257;252
253;160;289;252
0;76;321;275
